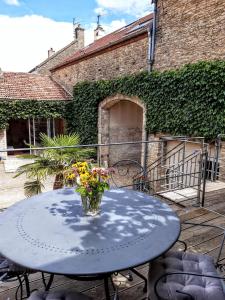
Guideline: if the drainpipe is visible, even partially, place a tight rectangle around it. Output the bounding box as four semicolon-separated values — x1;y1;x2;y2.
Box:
144;0;158;178
148;0;158;73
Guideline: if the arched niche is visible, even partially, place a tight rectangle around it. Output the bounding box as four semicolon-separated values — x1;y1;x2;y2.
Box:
98;94;146;165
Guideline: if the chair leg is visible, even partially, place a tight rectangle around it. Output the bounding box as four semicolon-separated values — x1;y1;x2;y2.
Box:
15;273;31;300
42;273;54;291
15;275;23;300
24;274;31;297
45;274;54;291
129;268;147;292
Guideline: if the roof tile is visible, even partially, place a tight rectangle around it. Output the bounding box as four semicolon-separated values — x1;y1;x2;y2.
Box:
52;13;153;71
0;72;71;101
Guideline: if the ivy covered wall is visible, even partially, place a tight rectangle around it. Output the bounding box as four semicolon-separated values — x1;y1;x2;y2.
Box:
0;61;225;144
66;60;225;143
0;100;67;129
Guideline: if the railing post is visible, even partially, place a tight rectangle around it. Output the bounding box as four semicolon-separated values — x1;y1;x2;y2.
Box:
143;140;148;178
214;135;221;181
200;151;208;207
181;141;186;188
97;146;101;167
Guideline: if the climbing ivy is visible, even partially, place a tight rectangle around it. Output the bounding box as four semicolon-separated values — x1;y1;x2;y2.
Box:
0;100;67;129
1;61;225;143
66;60;225;143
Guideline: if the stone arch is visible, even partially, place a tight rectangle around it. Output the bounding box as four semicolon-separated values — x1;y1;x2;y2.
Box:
98;94;146;165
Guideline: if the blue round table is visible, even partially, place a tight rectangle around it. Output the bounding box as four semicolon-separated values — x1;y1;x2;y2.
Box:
0;188;180;297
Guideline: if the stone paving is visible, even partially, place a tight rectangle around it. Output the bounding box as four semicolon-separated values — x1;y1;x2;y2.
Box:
0;162;54;209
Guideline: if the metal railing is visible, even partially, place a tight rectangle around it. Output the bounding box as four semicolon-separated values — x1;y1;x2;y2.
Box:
0;137;209;208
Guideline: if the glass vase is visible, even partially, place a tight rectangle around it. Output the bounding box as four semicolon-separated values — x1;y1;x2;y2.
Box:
81;192;103;216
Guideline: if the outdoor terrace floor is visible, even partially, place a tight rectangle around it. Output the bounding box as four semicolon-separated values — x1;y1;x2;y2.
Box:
1;197;225;300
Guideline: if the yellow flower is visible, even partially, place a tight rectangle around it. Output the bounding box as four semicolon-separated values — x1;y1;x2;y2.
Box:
66;173;75;180
80;172;91;184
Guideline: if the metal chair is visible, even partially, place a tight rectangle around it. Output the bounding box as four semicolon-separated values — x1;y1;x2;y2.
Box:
110;159;148;293
147;222;225;300
0;255;54;300
0;254;33;299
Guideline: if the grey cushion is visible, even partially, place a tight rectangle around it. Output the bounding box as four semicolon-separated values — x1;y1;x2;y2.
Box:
28;290;92;300
148;251;225;300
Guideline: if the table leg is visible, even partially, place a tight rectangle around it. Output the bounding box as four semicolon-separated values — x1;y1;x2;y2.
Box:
104;276;111;300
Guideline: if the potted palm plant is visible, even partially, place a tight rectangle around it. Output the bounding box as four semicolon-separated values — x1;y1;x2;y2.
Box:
15;133;94;197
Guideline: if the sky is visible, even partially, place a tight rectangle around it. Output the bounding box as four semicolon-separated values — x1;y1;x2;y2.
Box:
0;0;153;72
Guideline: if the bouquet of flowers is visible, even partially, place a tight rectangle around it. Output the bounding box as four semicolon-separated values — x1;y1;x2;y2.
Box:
66;161;114;215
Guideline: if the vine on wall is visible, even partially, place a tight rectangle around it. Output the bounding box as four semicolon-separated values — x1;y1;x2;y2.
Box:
1;61;225;144
0;100;67;129
66;60;225;143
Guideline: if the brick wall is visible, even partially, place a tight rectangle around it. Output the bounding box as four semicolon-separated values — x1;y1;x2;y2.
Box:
154;0;225;70
31;39;84;76
0;129;7;158
146;134;161;167
52;36;148;92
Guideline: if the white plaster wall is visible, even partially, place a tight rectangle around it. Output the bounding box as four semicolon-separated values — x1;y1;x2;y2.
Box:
0;129;7;158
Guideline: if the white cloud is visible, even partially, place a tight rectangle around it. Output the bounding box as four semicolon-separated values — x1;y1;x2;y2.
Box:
0;14;126;72
85;19;126;46
0;15;74;72
94;7;107;16
4;0;20;6
96;0;153;17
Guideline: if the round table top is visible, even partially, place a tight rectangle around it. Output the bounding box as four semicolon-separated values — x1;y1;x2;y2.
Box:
0;188;180;275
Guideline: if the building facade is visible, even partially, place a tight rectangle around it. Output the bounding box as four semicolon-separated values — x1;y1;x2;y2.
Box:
50;14;152;92
46;1;225;88
3;0;225;163
154;0;225;70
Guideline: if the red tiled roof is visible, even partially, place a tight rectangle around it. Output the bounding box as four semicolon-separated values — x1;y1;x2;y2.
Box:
52;13;153;71
0;72;71;101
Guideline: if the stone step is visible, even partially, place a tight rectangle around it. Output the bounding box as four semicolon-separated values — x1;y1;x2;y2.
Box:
159;181;225;204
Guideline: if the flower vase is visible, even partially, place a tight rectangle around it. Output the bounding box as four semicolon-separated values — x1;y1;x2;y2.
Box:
81;193;103;216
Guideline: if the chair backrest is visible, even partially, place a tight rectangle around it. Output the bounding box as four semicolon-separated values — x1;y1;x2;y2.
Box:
183;221;225;266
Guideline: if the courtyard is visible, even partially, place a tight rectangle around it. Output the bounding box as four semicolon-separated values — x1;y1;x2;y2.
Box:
1;0;225;299
1;138;225;299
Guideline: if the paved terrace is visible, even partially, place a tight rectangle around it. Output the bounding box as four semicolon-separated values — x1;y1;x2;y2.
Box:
1;162;225;299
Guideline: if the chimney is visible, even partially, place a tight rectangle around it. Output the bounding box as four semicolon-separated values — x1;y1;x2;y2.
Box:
94;15;105;41
73;21;85;48
48;47;55;58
